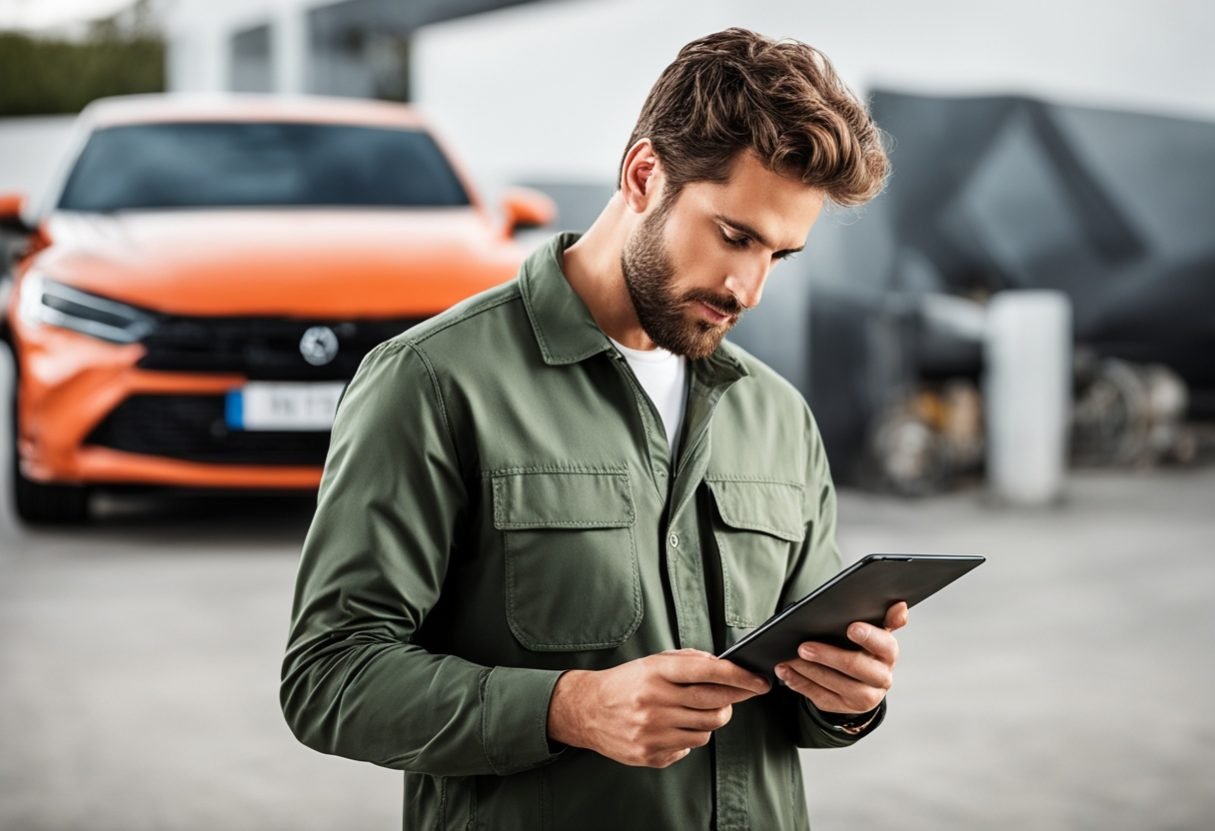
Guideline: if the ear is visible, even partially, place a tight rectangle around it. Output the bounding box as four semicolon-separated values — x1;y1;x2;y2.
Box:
620;138;663;215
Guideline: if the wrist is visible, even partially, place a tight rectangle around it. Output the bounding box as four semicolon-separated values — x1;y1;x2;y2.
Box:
547;669;591;749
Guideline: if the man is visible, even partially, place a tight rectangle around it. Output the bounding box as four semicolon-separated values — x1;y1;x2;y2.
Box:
282;27;906;830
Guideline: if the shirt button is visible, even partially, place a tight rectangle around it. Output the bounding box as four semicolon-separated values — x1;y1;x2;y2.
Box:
668;533;680;548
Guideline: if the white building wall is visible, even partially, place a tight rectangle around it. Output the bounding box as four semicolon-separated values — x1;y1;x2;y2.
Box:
163;0;318;93
413;0;731;190
413;0;1215;189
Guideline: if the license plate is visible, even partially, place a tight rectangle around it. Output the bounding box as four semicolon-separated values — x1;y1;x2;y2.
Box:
225;382;346;431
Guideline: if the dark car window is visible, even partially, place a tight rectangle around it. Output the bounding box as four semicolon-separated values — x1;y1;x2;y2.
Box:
57;121;472;211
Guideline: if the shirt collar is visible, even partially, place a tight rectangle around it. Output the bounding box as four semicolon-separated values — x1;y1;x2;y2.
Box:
519;232;613;366
518;232;750;384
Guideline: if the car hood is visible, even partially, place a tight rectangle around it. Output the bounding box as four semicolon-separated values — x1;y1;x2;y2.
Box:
34;209;524;317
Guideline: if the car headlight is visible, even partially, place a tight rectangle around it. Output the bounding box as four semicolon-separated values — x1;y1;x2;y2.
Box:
17;272;156;344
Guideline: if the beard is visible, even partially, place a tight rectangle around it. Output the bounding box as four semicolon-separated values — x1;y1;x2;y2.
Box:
620;199;744;360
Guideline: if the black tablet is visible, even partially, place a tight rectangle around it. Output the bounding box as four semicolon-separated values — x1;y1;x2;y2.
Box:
718;553;985;681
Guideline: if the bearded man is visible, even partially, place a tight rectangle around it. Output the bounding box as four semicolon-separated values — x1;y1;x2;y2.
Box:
282;27;906;830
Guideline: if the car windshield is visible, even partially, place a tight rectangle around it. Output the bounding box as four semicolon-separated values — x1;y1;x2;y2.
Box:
57;121;472;211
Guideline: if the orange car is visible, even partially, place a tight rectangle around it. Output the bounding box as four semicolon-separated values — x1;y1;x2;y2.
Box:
0;94;554;524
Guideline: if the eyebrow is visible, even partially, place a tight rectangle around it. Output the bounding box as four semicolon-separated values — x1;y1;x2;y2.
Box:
714;214;805;258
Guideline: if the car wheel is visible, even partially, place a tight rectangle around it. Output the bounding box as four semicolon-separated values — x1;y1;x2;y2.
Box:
8;361;90;525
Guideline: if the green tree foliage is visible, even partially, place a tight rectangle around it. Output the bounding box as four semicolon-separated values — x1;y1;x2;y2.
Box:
0;32;165;116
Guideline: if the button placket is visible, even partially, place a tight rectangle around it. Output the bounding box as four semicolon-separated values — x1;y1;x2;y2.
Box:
609;350;672;499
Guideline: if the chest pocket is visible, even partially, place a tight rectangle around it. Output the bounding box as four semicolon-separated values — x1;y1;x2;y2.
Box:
492;468;643;651
706;478;806;629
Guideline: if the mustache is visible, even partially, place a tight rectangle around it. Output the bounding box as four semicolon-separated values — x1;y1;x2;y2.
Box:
683;290;744;317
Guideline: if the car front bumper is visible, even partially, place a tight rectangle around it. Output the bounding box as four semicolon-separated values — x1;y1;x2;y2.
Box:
10;312;421;489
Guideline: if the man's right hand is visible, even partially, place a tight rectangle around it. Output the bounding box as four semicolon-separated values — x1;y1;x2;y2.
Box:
546;649;771;768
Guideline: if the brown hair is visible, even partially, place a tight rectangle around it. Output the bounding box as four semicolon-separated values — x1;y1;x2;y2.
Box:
620;28;888;207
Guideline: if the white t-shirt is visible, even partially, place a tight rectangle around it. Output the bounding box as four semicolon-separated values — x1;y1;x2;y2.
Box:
609;337;689;458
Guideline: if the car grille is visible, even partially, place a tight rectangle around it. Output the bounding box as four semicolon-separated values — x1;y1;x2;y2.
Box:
85;394;334;466
137;316;425;380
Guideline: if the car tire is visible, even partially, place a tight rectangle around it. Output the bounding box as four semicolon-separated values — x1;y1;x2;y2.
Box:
8;360;90;526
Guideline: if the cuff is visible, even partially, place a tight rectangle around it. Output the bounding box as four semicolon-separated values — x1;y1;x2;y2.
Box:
481;665;567;775
799;696;887;747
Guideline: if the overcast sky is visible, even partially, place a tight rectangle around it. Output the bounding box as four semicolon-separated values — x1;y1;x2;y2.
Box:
0;0;133;30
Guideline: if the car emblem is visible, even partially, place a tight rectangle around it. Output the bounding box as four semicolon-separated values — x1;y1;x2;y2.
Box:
300;326;340;366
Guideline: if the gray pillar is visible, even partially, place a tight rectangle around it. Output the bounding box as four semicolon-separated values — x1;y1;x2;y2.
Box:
272;0;307;94
984;291;1072;505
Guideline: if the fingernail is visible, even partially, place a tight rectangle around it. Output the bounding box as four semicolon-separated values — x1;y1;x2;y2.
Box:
798;645;814;660
774;666;789;685
849;624;868;642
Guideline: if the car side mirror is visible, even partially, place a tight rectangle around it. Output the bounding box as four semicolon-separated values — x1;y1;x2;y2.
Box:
500;187;556;237
0;193;32;234
0;193;47;271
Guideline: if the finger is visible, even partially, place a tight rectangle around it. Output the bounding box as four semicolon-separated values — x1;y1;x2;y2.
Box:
796;640;887;680
885;602;910;631
782;656;891;700
643;678;757;711
669;703;733;731
799;636;898;677
777;661;887;713
646;727;712;758
843;622;901;664
660;654;771;695
653;747;693;768
673;682;765;709
773;667;850;712
627;731;702;768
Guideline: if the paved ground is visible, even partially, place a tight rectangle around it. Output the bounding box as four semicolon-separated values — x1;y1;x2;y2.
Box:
1;341;1213;829
812;467;1215;830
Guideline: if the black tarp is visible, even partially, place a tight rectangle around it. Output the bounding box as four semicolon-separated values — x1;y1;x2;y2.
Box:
870;90;1215;414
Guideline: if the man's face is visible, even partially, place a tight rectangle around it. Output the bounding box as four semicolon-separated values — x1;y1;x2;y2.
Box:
620;151;826;360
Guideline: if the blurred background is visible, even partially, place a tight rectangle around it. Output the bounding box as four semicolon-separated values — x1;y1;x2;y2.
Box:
1;0;1213;828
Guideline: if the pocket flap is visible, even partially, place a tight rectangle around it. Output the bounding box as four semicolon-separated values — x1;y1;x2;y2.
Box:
492;469;634;530
706;478;805;542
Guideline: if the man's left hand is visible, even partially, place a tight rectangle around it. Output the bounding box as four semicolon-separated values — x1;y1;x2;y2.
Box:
773;601;909;715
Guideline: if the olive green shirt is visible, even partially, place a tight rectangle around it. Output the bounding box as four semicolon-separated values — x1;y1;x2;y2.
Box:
281;232;884;830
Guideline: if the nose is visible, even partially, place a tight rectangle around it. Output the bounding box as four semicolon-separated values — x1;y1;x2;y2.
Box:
724;259;770;310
